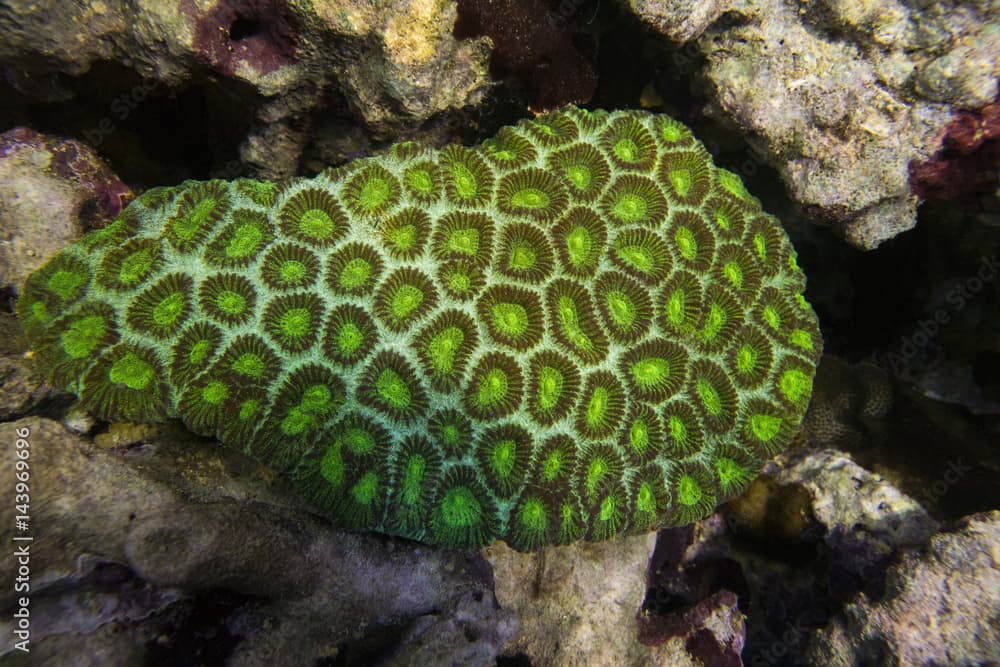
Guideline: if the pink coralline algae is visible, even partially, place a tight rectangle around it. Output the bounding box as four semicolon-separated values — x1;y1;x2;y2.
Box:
909;95;1000;209
185;0;300;77
0;127;133;228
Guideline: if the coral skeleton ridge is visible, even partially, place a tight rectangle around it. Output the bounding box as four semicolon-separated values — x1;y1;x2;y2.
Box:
18;106;821;550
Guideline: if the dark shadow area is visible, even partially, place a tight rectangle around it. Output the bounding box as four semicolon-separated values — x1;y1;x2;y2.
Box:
0;60;259;189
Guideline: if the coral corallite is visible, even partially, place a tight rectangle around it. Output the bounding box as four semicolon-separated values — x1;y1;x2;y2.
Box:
17;107;822;550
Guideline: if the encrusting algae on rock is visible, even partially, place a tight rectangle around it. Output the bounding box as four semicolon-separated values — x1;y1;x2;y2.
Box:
17;106;821;550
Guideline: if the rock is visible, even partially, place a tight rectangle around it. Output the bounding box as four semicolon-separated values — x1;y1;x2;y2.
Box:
641;445;947;665
486;533;728;666
631;0;998;248
806;511;1000;667
625;0;735;42
0;0;492;180
0;417;512;665
734;449;939;579
0;128;132;291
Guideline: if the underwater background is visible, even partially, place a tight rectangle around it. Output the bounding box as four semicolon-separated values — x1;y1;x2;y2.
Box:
0;0;998;665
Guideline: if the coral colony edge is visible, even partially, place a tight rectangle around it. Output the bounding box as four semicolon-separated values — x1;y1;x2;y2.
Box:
17;106;821;551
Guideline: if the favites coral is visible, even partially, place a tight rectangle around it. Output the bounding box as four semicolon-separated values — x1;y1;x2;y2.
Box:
18;107;821;550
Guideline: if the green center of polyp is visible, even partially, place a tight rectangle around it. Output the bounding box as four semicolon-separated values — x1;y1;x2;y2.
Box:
232;352;265;378
390;284;423;320
216;290;246;316
613;138;639;162
779;368;811;404
492;302;529;337
491;439;516;479
447;269;472;293
565;165;591;190
537;367;563;409
511;187;548;209
508;242;537;270
48;269;86;301
448;229;479;255
478;368;509;407
407;169;434;193
61;316;106;358
337;322;364;356
519;498;547;532
339;258;372;290
153;292;185;326
541;451;563;482
613;194;647;222
565;227;592;266
585;458;608;497
629;419;649;453
202;380;228;405
227;224;263;258
557;296;592;352
344;426;376;455
428;326;463;373
400;454;427;503
668;415;687;445
585;387;610;428
108;352;154;390
666;289;687;327
376;368;410;408
390;225;417;251
440;486;481;527
279;307;311;338
359;177;391;211
668;168;692;196
605;290;636;327
119;247;156;285
677;474;701;506
452;164;478;198
618;244;655;273
631;357;670;389
299;209;334;239
279;260;307;284
675;227;697;260
188;339;210;366
736;345;757;373
696;378;722;415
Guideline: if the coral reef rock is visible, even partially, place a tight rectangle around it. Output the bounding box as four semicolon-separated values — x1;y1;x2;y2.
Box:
807;510;1000;666
0;0;492;179
0;128;132;291
630;0;998;248
486;533;734;666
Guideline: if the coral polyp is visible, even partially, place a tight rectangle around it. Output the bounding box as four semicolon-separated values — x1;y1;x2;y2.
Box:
18;107;821;550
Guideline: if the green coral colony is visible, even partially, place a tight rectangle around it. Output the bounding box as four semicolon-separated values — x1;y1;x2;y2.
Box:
18;107;821;550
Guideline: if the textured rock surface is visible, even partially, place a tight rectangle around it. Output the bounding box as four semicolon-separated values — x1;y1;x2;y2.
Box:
0;417;515;665
0;128;132;290
17;107;822;550
644;445;956;665
807;511;1000;667
0;0;492;180
629;0;999;248
486;533;708;666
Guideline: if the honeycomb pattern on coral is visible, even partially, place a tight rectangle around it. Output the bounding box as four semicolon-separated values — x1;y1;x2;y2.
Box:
18;107;822;550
